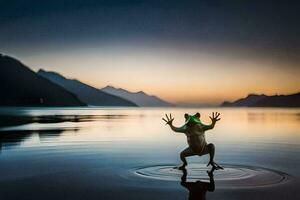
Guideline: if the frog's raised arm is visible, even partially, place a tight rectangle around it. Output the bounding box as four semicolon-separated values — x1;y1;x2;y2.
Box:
162;113;186;133
170;124;186;133
202;112;221;131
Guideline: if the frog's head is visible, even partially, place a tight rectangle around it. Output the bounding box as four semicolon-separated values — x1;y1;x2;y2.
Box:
184;112;201;127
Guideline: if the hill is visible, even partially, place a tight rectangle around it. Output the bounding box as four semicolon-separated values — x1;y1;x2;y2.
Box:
38;70;137;107
221;93;300;107
0;54;85;107
101;86;173;107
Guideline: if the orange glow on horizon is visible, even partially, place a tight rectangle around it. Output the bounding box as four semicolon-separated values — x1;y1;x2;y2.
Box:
20;46;300;104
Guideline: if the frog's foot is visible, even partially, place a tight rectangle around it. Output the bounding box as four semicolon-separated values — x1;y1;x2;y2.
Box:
174;164;187;170
178;165;187;170
207;161;224;170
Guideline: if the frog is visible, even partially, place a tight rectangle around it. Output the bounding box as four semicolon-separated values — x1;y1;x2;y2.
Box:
162;112;223;170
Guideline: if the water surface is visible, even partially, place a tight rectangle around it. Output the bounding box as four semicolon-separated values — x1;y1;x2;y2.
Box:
0;107;299;200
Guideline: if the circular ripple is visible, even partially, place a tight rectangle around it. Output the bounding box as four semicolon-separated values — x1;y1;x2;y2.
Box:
135;163;291;188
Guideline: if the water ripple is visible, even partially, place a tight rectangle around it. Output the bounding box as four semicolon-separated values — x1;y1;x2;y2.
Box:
134;163;292;188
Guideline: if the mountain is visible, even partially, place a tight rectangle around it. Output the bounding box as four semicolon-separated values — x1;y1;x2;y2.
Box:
221;93;300;107
221;94;267;107
101;86;173;107
38;70;137;107
0;54;85;107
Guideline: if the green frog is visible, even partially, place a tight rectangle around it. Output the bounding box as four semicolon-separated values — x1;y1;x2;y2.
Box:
163;112;223;170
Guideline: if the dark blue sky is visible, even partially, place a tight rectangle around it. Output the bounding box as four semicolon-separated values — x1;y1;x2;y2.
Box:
1;0;299;64
1;0;299;103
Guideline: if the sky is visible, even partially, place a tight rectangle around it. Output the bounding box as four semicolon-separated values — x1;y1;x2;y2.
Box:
1;0;300;104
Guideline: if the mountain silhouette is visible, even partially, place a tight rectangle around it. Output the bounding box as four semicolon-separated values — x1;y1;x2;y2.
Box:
0;54;85;107
38;70;137;107
101;86;173;107
222;92;300;107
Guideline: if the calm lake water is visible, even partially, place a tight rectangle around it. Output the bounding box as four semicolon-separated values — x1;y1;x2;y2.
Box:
0;107;299;200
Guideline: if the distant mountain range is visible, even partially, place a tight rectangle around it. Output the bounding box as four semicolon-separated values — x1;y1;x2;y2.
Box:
0;53;172;107
101;86;173;107
2;53;298;108
38;70;137;107
0;54;85;107
221;93;300;107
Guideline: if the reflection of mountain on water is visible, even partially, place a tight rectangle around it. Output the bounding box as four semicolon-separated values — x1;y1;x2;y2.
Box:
0;114;129;128
0;114;130;152
0;129;76;152
0;115;94;127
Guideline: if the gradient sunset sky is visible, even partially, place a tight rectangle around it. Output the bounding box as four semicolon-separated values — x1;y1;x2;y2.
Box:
1;0;300;104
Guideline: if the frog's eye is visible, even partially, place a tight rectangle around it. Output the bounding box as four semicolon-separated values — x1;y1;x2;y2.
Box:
195;112;200;118
184;113;189;120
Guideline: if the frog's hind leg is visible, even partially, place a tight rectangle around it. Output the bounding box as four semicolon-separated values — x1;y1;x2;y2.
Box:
204;143;215;166
176;147;196;170
205;143;224;170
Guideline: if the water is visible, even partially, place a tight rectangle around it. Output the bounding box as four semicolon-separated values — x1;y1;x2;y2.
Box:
0;107;299;200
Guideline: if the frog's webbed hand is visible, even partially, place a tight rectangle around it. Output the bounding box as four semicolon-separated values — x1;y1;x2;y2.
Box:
209;112;221;123
162;113;186;133
162;113;174;125
204;112;221;131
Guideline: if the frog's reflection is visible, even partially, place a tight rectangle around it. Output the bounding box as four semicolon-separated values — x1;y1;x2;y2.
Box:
180;168;215;200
